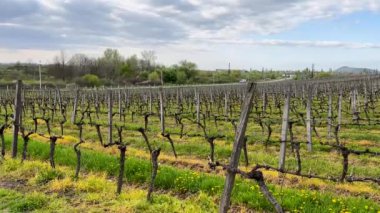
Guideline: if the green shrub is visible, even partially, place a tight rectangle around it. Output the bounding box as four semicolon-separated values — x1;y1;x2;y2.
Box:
34;169;64;184
148;71;160;83
10;192;48;212
76;74;101;87
3;159;21;172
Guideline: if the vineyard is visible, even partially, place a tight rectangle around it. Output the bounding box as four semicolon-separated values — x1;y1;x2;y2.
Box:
1;76;380;212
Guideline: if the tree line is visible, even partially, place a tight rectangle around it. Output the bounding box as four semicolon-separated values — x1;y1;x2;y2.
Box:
1;48;293;88
47;49;198;86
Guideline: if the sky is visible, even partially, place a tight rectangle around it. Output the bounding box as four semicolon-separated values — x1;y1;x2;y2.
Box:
0;0;380;70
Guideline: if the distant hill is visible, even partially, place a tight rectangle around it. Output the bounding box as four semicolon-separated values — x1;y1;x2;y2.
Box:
335;66;377;73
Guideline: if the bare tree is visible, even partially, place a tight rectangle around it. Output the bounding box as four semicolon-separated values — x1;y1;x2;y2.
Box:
141;50;157;72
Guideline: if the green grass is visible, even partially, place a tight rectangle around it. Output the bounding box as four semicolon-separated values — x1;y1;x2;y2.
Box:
0;189;53;212
341;131;380;142
2;95;380;212
1;135;379;212
34;169;65;184
0;159;219;213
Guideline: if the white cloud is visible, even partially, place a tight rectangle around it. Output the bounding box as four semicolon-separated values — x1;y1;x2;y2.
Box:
38;0;65;12
1;0;380;47
0;48;58;63
0;22;21;27
200;6;229;19
215;39;380;49
191;0;379;37
0;0;380;69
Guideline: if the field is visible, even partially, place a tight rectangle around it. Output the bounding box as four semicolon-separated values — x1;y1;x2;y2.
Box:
0;78;380;212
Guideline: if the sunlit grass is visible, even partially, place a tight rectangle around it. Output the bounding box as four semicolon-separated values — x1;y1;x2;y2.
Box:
0;136;379;212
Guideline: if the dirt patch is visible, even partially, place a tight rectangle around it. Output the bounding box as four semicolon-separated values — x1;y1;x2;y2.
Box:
0;179;27;190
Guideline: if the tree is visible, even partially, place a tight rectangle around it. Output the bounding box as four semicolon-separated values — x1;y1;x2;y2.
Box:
98;49;124;80
230;70;241;80
163;68;177;83
68;53;92;77
178;60;198;80
48;50;73;81
141;50;157;72
121;55;139;77
315;71;332;79
82;74;101;87
176;71;187;84
148;71;160;83
59;50;67;78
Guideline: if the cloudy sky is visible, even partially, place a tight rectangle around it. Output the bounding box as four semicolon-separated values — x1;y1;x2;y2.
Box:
1;0;380;70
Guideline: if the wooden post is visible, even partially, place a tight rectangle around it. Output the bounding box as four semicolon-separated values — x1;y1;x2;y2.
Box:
159;88;165;134
108;90;113;144
118;90;122;121
302;85;305;100
176;88;180;107
338;90;342;130
196;91;200;125
12;80;22;158
149;91;152;114
210;90;214;114
356;88;360;113
224;92;228;119
306;87;313;152
219;83;255;213
71;89;79;124
56;87;63;115
278;90;290;170
327;91;332;139
95;89;100;119
124;91;128;114
352;88;358;123
262;92;267;115
364;83;368;107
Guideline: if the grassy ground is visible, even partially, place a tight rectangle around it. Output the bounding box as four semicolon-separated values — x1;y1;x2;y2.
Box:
0;158;218;212
0;134;379;212
1;96;380;212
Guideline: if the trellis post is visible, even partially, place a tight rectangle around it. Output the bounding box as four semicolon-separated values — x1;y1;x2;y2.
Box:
306;86;313;152
219;83;255;213
108;90;113;144
278;90;290;170
12;80;22;158
159;88;165;134
71;89;79;124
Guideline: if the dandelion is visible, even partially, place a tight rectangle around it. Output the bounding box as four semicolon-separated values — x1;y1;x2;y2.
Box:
332;199;337;203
